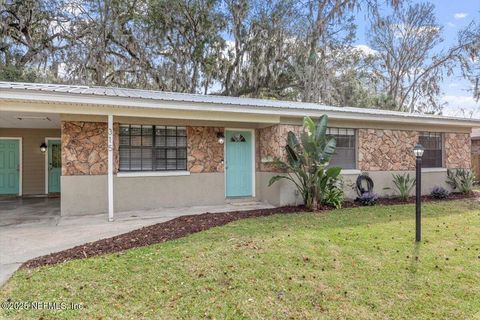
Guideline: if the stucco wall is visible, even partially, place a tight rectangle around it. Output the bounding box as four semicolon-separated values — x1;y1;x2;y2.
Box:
258;170;451;206
61;173;227;215
0;128;61;195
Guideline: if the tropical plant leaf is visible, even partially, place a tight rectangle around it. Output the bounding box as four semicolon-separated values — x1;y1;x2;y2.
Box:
303;116;315;136
268;175;287;186
268;115;343;210
315;115;328;141
285;144;301;167
326;166;342;179
287;131;299;149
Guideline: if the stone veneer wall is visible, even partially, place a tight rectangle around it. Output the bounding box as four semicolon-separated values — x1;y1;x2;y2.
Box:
358;129;418;171
257;124;303;172
445;133;471;169
62;121;119;176
62;121;471;176
187;127;224;173
258;126;472;172
62;123;224;175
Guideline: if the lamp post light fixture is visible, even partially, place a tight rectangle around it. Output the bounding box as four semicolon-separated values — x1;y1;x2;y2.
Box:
40;143;48;153
413;144;424;242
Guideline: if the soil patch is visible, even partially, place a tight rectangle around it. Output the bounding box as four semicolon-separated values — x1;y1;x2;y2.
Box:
22;193;477;269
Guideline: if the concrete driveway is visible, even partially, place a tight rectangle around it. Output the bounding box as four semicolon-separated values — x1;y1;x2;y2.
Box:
0;198;273;287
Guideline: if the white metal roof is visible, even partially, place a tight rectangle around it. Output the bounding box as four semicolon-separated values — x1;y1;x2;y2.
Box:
1;81;479;126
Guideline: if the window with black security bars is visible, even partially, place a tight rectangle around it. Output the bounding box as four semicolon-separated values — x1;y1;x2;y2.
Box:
119;125;187;171
419;132;443;168
326;128;356;169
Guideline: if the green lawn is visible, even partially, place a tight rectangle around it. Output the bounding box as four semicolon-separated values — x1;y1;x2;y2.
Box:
1;200;480;319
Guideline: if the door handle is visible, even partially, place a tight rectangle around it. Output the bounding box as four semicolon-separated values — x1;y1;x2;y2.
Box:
16;165;20;172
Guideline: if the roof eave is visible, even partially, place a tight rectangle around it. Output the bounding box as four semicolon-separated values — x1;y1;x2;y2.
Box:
1;89;480;128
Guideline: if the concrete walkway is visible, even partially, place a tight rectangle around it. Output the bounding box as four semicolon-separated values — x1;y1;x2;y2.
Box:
0;198;274;287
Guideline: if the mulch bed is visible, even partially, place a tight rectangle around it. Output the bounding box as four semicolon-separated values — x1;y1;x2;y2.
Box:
21;193;478;269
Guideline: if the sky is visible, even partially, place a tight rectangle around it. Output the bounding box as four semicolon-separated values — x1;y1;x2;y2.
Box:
353;0;480;118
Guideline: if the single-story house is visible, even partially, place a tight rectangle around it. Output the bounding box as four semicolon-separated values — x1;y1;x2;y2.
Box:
0;81;478;219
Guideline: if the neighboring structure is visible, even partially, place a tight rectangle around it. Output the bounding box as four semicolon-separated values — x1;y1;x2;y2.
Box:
471;128;480;181
0;82;478;217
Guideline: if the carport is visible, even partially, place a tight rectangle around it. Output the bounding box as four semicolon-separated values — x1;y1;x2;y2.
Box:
0;197;60;227
0;111;62;198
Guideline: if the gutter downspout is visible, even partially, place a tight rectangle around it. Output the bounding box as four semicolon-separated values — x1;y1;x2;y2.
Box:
108;114;114;222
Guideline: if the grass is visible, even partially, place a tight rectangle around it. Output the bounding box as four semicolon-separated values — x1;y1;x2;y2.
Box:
1;200;480;319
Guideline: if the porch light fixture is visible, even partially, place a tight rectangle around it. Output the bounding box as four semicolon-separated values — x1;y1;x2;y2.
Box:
40;143;48;153
217;132;225;144
413;144;424;242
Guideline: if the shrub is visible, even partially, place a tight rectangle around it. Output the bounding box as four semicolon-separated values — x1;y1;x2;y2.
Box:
318;167;344;208
446;169;475;194
321;183;344;208
269;115;343;210
357;192;378;206
430;186;450;199
392;173;416;200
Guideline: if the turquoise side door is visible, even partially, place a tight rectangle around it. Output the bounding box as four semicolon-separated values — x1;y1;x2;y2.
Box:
225;130;253;197
48;139;61;193
0;139;20;195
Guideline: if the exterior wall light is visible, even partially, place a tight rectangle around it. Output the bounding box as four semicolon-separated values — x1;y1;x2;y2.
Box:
40;142;48;153
217;132;225;144
413;143;424;242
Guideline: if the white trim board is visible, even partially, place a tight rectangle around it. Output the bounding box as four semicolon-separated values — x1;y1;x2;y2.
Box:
44;137;61;194
224;128;256;198
0;137;22;196
117;171;191;178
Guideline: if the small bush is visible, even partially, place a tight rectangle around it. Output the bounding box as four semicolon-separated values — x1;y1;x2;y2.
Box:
392;173;415;200
357;192;378;206
430;186;449;199
446;169;475;194
319;167;344;209
322;186;344;209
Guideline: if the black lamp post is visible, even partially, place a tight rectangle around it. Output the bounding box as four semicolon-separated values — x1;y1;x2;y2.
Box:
413;144;424;242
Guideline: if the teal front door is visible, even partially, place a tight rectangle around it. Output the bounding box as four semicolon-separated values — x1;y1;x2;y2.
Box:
48;140;61;193
225;130;253;197
0;139;20;195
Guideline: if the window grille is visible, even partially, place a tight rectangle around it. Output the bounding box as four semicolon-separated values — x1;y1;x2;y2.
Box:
119;125;187;171
419;132;443;168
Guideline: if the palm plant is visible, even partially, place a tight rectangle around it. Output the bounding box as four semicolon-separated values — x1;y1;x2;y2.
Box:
446;169;475;194
268;115;342;210
391;173;416;200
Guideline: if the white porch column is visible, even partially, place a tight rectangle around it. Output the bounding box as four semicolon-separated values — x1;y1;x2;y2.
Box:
107;114;114;222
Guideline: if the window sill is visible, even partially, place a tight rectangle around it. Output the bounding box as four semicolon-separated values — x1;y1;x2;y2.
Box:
340;169;362;175
421;168;447;173
116;171;191;178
